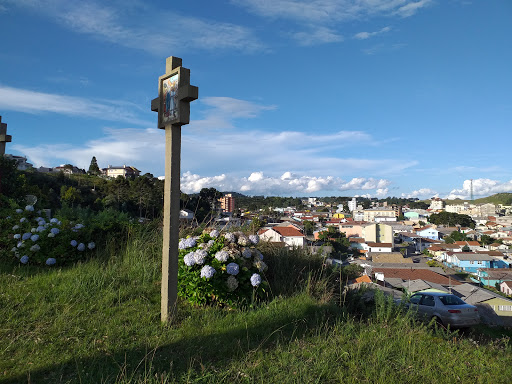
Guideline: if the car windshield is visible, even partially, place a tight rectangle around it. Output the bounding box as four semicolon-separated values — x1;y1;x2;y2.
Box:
439;295;466;306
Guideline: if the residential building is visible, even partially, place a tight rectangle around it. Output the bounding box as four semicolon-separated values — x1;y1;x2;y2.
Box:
428;197;444;211
363;207;396;222
414;225;440;240
104;165;140;178
362;223;394;246
218;193;235;213
501;281;512;296
259;226;306;248
54;164;86;174
348;197;357;212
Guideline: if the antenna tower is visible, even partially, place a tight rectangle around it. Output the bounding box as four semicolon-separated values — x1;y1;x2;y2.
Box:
470;179;474;201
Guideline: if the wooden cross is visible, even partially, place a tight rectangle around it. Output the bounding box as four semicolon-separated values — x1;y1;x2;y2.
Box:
0;116;12;156
151;56;198;322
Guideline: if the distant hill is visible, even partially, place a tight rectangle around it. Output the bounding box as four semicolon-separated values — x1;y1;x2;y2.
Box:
440;193;512;206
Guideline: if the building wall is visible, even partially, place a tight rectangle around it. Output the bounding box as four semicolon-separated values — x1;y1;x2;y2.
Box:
486;298;512;317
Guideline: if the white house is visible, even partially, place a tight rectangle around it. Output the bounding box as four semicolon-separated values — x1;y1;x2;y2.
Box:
259;226;306;248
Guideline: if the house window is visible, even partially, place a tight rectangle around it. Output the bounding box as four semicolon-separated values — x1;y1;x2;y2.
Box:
498;305;512;312
470;261;474;264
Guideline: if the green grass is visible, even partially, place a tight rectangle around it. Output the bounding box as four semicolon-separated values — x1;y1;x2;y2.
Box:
1;228;512;383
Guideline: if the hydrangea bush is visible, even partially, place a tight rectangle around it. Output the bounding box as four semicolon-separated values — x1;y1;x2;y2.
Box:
1;204;96;266
178;230;268;306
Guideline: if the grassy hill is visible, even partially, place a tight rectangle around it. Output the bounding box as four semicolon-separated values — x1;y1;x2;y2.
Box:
1;228;512;383
426;193;512;206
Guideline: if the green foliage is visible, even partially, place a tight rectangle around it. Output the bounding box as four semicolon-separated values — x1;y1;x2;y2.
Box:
480;234;494;246
88;156;101;175
318;226;350;259
178;231;268;307
429;211;475;228
303;220;314;235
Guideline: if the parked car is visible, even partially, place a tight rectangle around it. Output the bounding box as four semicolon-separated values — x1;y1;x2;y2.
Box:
404;292;480;328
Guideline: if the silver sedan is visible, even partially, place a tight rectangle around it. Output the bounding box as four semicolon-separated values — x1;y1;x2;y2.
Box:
405;292;480;328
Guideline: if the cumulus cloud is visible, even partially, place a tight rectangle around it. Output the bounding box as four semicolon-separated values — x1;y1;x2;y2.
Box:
401;188;438;199
446;179;512;200
180;171;391;195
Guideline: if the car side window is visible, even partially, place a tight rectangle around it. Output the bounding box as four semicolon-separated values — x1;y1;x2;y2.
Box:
421;295;435;307
409;294;422;304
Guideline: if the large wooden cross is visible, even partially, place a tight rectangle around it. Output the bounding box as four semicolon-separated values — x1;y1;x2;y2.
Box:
0;116;12;156
151;56;198;322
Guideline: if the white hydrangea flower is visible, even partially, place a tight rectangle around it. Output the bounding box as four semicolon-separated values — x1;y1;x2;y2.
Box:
249;234;260;245
224;233;236;243
238;235;251;246
207;240;215;247
226;262;240;276
194;249;207;265
226;275;239;291
11;247;17;252
12;225;19;230
209;229;219;238
48;233;55;238
200;265;216;279
74;223;84;229
14;234;21;239
20;255;29;264
31;228;37;233
250;273;262;287
183;252;196;266
178;237;197;249
46;258;57;266
70;240;78;247
215;250;229;263
30;234;39;242
25;205;34;212
88;242;95;250
77;243;85;251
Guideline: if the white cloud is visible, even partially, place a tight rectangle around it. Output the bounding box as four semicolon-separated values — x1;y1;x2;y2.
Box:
291;26;344;46
401;188;438;199
446;179;512;200
180;171;391;195
6;0;265;54
233;0;431;21
354;26;391;40
0;85;150;125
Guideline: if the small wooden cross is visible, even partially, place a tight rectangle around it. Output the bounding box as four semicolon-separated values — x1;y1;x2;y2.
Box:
0;116;12;156
151;57;198;322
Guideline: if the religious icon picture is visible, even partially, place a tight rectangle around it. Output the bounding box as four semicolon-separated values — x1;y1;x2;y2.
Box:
162;73;179;124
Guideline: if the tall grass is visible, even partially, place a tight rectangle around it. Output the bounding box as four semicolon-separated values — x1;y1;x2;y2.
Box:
1;228;511;383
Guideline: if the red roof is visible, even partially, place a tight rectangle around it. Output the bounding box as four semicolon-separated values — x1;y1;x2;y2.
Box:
367;242;392;247
273;226;305;237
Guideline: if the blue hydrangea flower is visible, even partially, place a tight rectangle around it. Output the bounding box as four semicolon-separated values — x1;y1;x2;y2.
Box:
215;250;229;263
74;223;84;230
38;219;46;226
15;209;23;214
77;243;85;251
238;235;251;246
30;244;40;252
46;258;57;266
30;235;39;242
14;234;21;239
250;273;262;287
253;260;268;272
20;255;29;264
255;251;264;261
209;230;219;238
183;252;196;266
50;218;59;224
200;265;216;279
70;240;78;247
22;233;32;241
88;242;95;250
51;228;60;235
194;249;207;265
226;262;240;275
242;248;252;259
17;241;24;248
249;234;260;245
20;217;27;223
25;205;34;212
12;225;19;230
207;240;215;247
36;226;45;232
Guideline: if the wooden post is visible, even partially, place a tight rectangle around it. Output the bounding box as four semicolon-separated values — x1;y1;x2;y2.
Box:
152;57;198;322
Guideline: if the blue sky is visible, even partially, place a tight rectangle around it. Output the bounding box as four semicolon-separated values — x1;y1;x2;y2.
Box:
1;0;511;199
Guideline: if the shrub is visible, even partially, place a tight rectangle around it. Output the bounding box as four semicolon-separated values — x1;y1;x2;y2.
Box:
1;204;96;266
178;230;268;306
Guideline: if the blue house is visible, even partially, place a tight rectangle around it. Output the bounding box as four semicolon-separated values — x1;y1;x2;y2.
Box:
450;253;497;274
476;268;512;287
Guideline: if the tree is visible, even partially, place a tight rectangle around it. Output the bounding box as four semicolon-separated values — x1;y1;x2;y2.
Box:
88;156;101;175
303;220;314;236
462;245;471;252
479;235;493;246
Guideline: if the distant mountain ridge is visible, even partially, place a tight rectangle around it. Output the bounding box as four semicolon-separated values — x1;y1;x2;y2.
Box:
441;193;512;206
